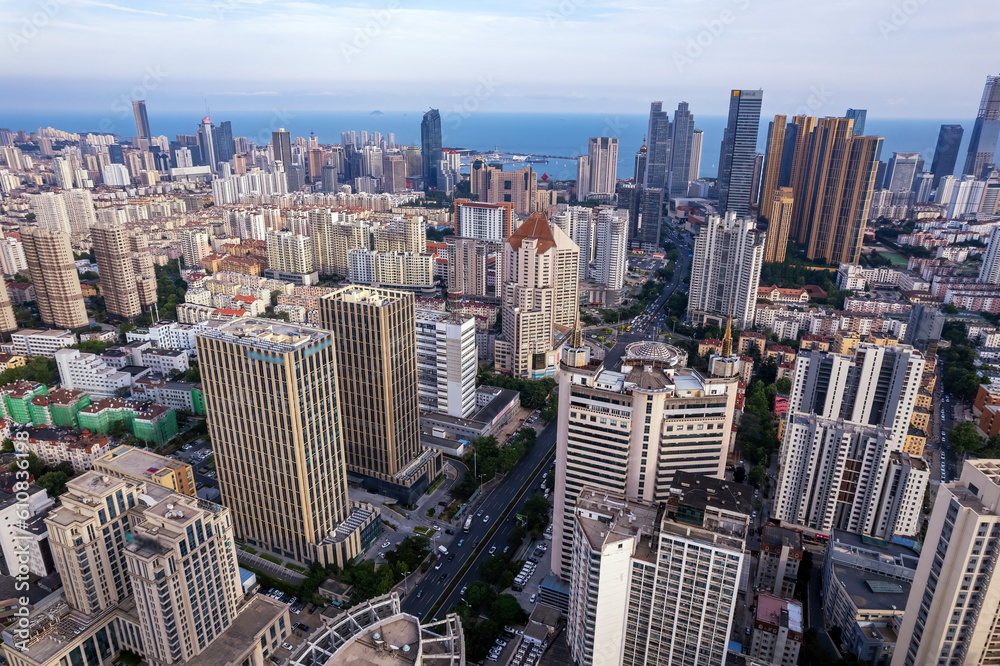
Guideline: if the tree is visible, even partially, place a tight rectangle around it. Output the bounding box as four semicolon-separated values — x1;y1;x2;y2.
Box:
540;397;558;423
9;452;45;479
464;581;496;610
72;340;113;354
490;594;527;626
748;465;765;488
775;377;792;393
36;471;69;497
733;466;747;484
950;421;984;454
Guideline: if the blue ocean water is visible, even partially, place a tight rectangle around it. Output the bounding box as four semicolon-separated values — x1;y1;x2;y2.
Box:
0;110;976;181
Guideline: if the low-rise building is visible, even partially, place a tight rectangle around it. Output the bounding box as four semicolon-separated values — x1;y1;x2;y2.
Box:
18;425;115;473
54;348;133;398
0;473;54;577
93;444;196;496
131;375;204;414
77;397;178;445
0;380;47;423
755;525;803;598
750;593;804;666
10;329;76;357
139;348;190;375
758;284;810;306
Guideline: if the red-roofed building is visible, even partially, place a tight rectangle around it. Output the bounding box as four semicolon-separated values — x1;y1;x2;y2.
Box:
211;307;247;320
738;331;767;355
757;285;810;305
799;334;831;351
766;345;797;364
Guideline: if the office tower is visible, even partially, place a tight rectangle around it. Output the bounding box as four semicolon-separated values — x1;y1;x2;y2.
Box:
930;124;964;187
414;310;477;418
215;119;234;163
751;151;766;207
320;287;441;503
421;109;442;189
306;147;325;182
271;127;292;171
554;340;738;580
885;151;923;194
181;228;211;268
689;129;703;182
469;161;539;215
267;229;314;275
845;108;867;136
643;101;671;189
576;154;590;199
21;227;88;328
583;137;618;199
495;212;578;378
616;181;642;245
92;221;157;322
791;117;882;264
454;198;513;241
963;74;1000;177
668;102;695;198
132;99;151;140
891;460;1000;666
634;138;647;182
382;151;407;192
687;211;765;329
198;116;217;172
762;186;794;263
567;477;750;666
638;187;663;250
445;236;500;297
321;164;339;192
774;344;927;538
53;156;74;190
591;207;627;290
197;319;378;565
717;89;764;216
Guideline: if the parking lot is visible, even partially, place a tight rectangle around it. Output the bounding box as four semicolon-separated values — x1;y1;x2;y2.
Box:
257;587;328;663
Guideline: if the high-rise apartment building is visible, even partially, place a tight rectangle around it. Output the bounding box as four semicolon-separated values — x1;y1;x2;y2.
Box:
845;108;867;135
455;199;514;242
271;127;292;171
963;74;1000;177
309;208;371;276
774;344;928;539
132;100;151;140
756;524;803;598
930;124;964;188
92;221;157;322
689;128;703;182
637;186;663;250
494;212;579;378
415;310;477;418
763;186;794;263
320;287;442;503
554;339;738;579
197;319;378;565
791;117;882;265
267;229;314;275
28;190;95;237
421;109;442;188
981;226;1000;284
553;205;593;280
668;101;695;198
687;211;765;329
578;137;618;199
445;236;501;297
0;283;15;338
181;228;211;269
22;226;89;328
469;161;538;215
53;156;74;190
567;476;751;666
717;89;764;216
892;460;1000;666
591;207;628;290
643;101;671;189
381;151;407;192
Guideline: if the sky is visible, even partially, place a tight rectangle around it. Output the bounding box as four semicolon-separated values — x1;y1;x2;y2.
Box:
1;0;999;120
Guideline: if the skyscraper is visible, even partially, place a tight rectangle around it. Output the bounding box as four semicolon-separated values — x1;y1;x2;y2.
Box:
637;186;663;250
963;74;1000;177
320;286;442;503
884;152;923;195
272;127;292;170
494;212;579;378
92;220;158;322
21;227;88;329
198;116;217;173
445;236;500;297
774;344;927;538
421;109;442;189
717;89;764;216
554;340;738;580
454;199;513;241
845;108;867;135
930;124;965;187
892;460;1000;666
689;128;703;182
643;101;671;189
215;119;235;164
633;138;647;182
590;207;628;290
762;186;794;263
687;211;765;329
132;99;151;140
981;227;1000;284
53;156;74;190
197;319;377;566
584;137;618;199
791;117;882;264
567;478;750;666
668;101;695;198
414;310;477;418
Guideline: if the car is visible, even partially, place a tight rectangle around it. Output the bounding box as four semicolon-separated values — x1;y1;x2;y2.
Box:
503;546;510;554
438;501;448;507
282;642;293;650
752;511;757;518
472;540;479;548
382;541;390;548
746;627;751;635
528;557;538;564
496;640;507;647
457;539;464;547
529;594;536;603
438;573;447;582
435;562;442;570
445;528;455;535
448;554;455;562
416;590;423;599
460;586;468;596
489;546;497;555
476;510;483;517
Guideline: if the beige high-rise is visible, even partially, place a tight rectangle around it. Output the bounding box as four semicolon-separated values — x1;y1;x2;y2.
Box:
196;319;358;565
320;286;441;505
0;283;15;338
92;220;157;322
469;161;539;215
495;212;579;378
763;186;794;263
893;460;1000;666
21;226;88;328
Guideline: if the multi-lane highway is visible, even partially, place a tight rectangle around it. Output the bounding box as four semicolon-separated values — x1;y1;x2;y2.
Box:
400;420;557;619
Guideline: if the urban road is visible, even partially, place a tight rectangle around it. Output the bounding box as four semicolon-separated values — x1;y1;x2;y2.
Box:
400;420;557;620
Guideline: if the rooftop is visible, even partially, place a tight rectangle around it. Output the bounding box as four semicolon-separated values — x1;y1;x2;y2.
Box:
755;593;803;634
832;563;911;614
197;318;332;352
185;595;288;666
323;285;410;307
760;524;803;551
508;212;556;253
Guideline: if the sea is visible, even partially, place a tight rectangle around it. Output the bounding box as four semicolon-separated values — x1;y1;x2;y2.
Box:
0;110;976;182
